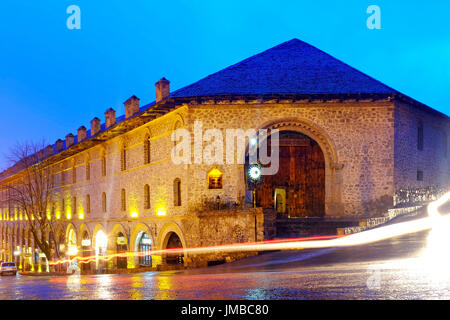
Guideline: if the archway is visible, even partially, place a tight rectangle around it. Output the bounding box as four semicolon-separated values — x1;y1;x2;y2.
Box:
249;130;326;218
115;232;128;269
137;232;152;267
80;230;92;272
164;232;184;265
66;227;77;257
94;229;107;272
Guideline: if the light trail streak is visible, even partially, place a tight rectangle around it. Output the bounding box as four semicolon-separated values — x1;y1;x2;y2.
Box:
49;192;450;267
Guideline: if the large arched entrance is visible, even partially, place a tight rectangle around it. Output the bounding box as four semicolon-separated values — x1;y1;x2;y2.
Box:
251;130;326;218
164;232;184;265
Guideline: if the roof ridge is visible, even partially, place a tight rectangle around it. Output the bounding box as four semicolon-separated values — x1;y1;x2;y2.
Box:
170;38;398;98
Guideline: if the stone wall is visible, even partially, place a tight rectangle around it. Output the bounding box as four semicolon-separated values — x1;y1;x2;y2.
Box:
394;101;449;191
186;99;396;217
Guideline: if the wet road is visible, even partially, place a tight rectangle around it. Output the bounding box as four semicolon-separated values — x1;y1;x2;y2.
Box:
2;209;450;300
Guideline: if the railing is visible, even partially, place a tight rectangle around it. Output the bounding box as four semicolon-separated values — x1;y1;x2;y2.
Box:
393;186;447;207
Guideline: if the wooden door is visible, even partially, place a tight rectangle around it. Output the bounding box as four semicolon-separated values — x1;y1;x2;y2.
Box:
254;131;325;217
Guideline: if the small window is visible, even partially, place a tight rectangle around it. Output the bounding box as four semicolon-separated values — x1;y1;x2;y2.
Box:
86;194;90;214
144;184;150;209
61;168;65;186
121;146;127;171
102;192;107;212
417;170;423;181
144;135;151;164
208;169;223;189
417;122;424;151
121;189;126;211
72;165;77;184
102;156;106;177
173;178;181;206
86;161;90;181
73;196;77;215
51;168;55;188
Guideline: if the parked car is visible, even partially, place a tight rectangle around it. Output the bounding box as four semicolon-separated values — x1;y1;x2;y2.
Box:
0;262;17;276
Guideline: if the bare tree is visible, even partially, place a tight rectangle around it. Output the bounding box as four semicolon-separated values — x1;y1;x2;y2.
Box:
3;141;61;266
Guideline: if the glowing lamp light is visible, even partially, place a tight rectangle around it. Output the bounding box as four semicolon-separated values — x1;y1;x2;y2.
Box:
249;137;257;146
130;211;138;218
13;250;21;256
157;208;166;216
79;212;84;220
248;164;262;181
95;231;108;249
67;246;78;256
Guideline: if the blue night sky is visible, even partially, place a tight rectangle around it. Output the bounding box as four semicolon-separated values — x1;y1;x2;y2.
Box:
0;1;449;170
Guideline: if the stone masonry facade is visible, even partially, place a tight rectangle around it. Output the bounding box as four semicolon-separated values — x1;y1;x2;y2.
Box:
0;95;448;272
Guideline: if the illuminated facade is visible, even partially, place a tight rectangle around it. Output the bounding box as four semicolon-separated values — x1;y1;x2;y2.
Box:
0;39;448;272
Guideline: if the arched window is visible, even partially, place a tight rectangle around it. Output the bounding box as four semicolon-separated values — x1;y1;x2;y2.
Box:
86;194;90;214
62;198;66;217
51;201;55;218
102;192;107;213
101;155;106;177
73;196;77;216
61;164;65;186
72;163;77;184
121;189;126;211
173;178;181;206
144;135;151;164
121;145;127;171
86;160;90;181
173;121;182;152
208;168;223;189
51;167;55;188
144;184;150;209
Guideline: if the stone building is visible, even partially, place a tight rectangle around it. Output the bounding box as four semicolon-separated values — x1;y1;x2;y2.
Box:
0;39;448;272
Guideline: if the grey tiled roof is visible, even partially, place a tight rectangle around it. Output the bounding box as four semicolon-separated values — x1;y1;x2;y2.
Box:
171;38;398;98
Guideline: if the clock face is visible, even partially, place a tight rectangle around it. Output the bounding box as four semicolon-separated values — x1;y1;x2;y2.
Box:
248;165;261;181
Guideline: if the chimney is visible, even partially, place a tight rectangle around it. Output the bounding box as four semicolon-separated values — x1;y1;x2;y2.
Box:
104;108;116;128
66;133;75;148
55;139;63;152
155;77;170;102
91;117;101;136
124;95;140;119
45;145;53;158
38;150;45;162
78;126;87;141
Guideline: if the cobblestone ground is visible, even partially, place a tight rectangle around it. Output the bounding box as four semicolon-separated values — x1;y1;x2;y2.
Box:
2;210;450;300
